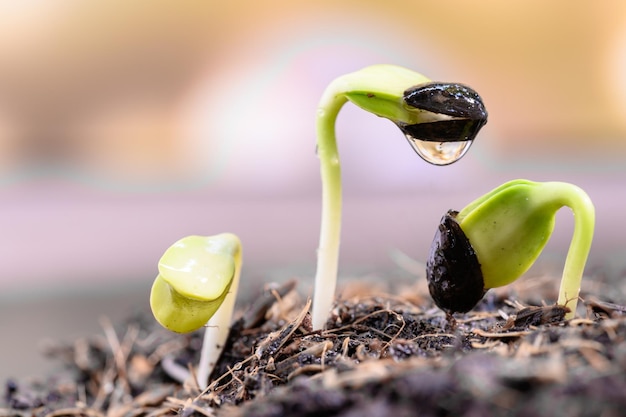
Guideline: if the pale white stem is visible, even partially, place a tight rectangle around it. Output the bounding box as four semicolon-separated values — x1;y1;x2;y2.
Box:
312;88;345;330
196;247;242;389
311;65;432;329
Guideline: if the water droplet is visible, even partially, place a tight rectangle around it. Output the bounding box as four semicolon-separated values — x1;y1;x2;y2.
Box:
405;134;473;165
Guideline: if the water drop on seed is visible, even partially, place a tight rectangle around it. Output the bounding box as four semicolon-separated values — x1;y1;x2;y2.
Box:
405;134;473;165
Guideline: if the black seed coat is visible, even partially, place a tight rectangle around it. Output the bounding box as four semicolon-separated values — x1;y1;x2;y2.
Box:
426;210;486;313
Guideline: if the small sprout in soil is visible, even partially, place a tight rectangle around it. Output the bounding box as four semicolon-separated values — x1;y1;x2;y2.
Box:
427;179;595;319
150;233;242;389
313;64;488;329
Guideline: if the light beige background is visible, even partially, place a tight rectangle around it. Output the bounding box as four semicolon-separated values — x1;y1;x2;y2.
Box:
1;1;625;378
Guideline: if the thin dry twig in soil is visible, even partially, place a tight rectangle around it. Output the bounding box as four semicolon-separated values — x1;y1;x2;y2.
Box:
3;274;626;417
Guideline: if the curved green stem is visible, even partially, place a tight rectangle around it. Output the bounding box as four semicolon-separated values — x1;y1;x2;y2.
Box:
311;65;486;329
547;182;595;319
312;65;432;329
312;83;347;330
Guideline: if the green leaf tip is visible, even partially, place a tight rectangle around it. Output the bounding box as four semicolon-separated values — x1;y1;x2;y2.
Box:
427;179;595;319
457;179;558;288
326;64;488;132
150;233;242;333
337;64;431;123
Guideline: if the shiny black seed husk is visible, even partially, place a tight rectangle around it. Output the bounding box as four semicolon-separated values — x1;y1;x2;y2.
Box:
426;210;486;313
403;82;488;120
401;82;488;143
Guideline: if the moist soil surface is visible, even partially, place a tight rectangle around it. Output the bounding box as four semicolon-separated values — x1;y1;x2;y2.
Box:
2;271;626;417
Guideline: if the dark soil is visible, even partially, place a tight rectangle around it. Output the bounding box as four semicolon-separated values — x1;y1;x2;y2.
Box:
2;272;626;417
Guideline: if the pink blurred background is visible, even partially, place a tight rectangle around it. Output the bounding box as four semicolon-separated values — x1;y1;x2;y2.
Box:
1;1;625;378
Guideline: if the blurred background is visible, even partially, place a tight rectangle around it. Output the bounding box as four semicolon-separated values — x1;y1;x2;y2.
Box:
1;0;625;378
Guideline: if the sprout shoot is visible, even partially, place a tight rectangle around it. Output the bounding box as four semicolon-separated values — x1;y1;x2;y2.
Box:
313;64;488;329
427;179;595;319
150;233;242;388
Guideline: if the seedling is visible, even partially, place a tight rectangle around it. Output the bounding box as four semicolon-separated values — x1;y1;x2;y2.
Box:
313;64;488;329
426;179;595;319
150;233;242;389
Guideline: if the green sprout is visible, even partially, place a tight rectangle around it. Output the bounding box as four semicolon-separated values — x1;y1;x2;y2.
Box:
313;64;488;329
427;179;595;319
150;233;242;389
